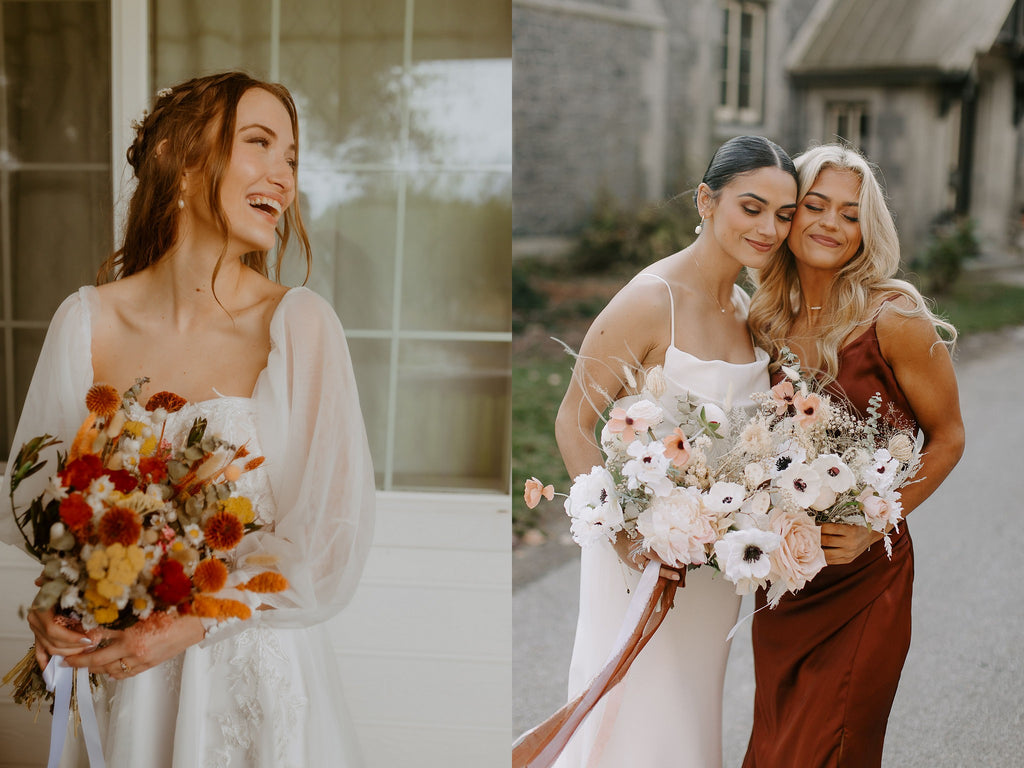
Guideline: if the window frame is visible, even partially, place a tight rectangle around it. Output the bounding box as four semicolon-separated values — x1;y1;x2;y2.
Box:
716;0;767;125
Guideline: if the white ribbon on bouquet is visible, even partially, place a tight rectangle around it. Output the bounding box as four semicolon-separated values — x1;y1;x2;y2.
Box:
42;655;106;768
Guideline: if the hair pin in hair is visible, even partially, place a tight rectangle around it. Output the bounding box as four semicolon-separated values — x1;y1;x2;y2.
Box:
156;87;173;99
130;110;148;132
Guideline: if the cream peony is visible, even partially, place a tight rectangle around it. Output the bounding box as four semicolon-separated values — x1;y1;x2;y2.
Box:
636;486;717;567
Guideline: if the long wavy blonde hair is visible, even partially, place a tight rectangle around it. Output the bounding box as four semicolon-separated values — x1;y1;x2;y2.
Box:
748;143;956;382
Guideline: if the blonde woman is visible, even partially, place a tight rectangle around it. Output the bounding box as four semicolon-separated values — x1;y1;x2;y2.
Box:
743;144;965;767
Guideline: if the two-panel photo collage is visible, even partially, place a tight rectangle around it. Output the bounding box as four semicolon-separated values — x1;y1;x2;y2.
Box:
0;1;1019;766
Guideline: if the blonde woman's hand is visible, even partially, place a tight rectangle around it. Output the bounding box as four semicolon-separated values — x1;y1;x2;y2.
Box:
819;522;885;565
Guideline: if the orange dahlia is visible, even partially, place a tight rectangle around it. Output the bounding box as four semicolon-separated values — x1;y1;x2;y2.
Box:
193;557;229;593
238;572;289;593
85;384;121;419
203;511;244;551
97;507;143;547
145;391;188;413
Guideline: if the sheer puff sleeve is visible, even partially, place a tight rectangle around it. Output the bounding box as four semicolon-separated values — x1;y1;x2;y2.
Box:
0;289;93;550
237;287;375;629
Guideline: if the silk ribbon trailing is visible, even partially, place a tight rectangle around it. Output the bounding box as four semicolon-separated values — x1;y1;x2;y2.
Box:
511;560;682;768
42;655;106;768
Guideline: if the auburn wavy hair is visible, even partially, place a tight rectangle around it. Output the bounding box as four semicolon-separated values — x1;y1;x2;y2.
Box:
748;143;955;383
99;71;311;286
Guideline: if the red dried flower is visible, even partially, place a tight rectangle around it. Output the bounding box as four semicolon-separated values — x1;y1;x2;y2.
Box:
97;507;142;547
145;391;188;413
203;511;244;551
60;454;104;491
193;558;229;593
59;494;93;539
152;558;193;606
138;456;168;484
85;384;121;418
107;469;139;494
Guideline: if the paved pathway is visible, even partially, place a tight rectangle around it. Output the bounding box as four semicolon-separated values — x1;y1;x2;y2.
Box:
513;326;1024;766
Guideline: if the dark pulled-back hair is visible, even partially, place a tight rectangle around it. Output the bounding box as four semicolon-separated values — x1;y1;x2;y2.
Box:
694;135;798;204
99;71;311;285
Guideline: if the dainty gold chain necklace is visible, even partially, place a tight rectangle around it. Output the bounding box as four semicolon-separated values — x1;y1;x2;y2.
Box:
694;252;730;314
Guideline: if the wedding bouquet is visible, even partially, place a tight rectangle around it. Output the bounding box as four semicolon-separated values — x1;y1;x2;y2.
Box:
525;363;756;575
3;379;288;714
713;349;923;604
525;350;923;606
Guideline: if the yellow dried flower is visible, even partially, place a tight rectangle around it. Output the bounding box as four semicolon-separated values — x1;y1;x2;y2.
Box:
220;497;255;525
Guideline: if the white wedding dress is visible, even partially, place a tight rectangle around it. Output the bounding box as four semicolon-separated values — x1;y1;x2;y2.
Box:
554;274;769;768
1;286;375;768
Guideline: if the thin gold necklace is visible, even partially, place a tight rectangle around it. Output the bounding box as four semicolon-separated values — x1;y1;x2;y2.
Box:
694;253;730;314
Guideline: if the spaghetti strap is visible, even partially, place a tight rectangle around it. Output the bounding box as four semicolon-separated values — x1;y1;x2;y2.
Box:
636;272;675;348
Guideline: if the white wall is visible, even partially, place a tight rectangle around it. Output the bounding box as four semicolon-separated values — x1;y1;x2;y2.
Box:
0;491;511;768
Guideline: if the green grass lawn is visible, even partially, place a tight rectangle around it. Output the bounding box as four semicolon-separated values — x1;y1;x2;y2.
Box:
511;357;575;537
932;281;1024;334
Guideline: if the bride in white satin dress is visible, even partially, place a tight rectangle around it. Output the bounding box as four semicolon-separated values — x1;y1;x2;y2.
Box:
0;73;374;767
552;136;798;768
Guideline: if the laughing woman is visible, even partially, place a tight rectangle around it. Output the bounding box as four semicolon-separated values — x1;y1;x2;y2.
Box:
743;143;965;767
0;72;374;767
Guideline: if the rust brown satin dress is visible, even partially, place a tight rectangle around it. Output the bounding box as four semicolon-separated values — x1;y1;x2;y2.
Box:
742;318;917;768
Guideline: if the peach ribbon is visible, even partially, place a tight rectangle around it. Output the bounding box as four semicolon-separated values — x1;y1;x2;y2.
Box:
512;561;682;768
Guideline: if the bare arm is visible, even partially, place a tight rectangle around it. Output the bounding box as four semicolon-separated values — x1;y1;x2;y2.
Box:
554;279;669;479
821;301;965;564
554;279;684;578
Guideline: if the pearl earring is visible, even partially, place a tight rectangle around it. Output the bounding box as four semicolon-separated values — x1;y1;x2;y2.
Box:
178;198;184;210
694;217;705;235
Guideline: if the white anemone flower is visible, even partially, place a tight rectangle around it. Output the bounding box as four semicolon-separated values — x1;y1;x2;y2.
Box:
703;481;746;514
564;466;624;545
811;453;856;493
622;440;674;497
714;528;782;594
862;448;900;492
769;440;807;479
776;462;823;509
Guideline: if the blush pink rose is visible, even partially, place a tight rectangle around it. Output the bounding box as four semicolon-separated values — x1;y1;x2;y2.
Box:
768;508;827;595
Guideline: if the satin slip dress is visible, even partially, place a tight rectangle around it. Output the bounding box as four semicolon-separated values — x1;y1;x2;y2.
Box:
555;273;769;768
743;309;918;768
